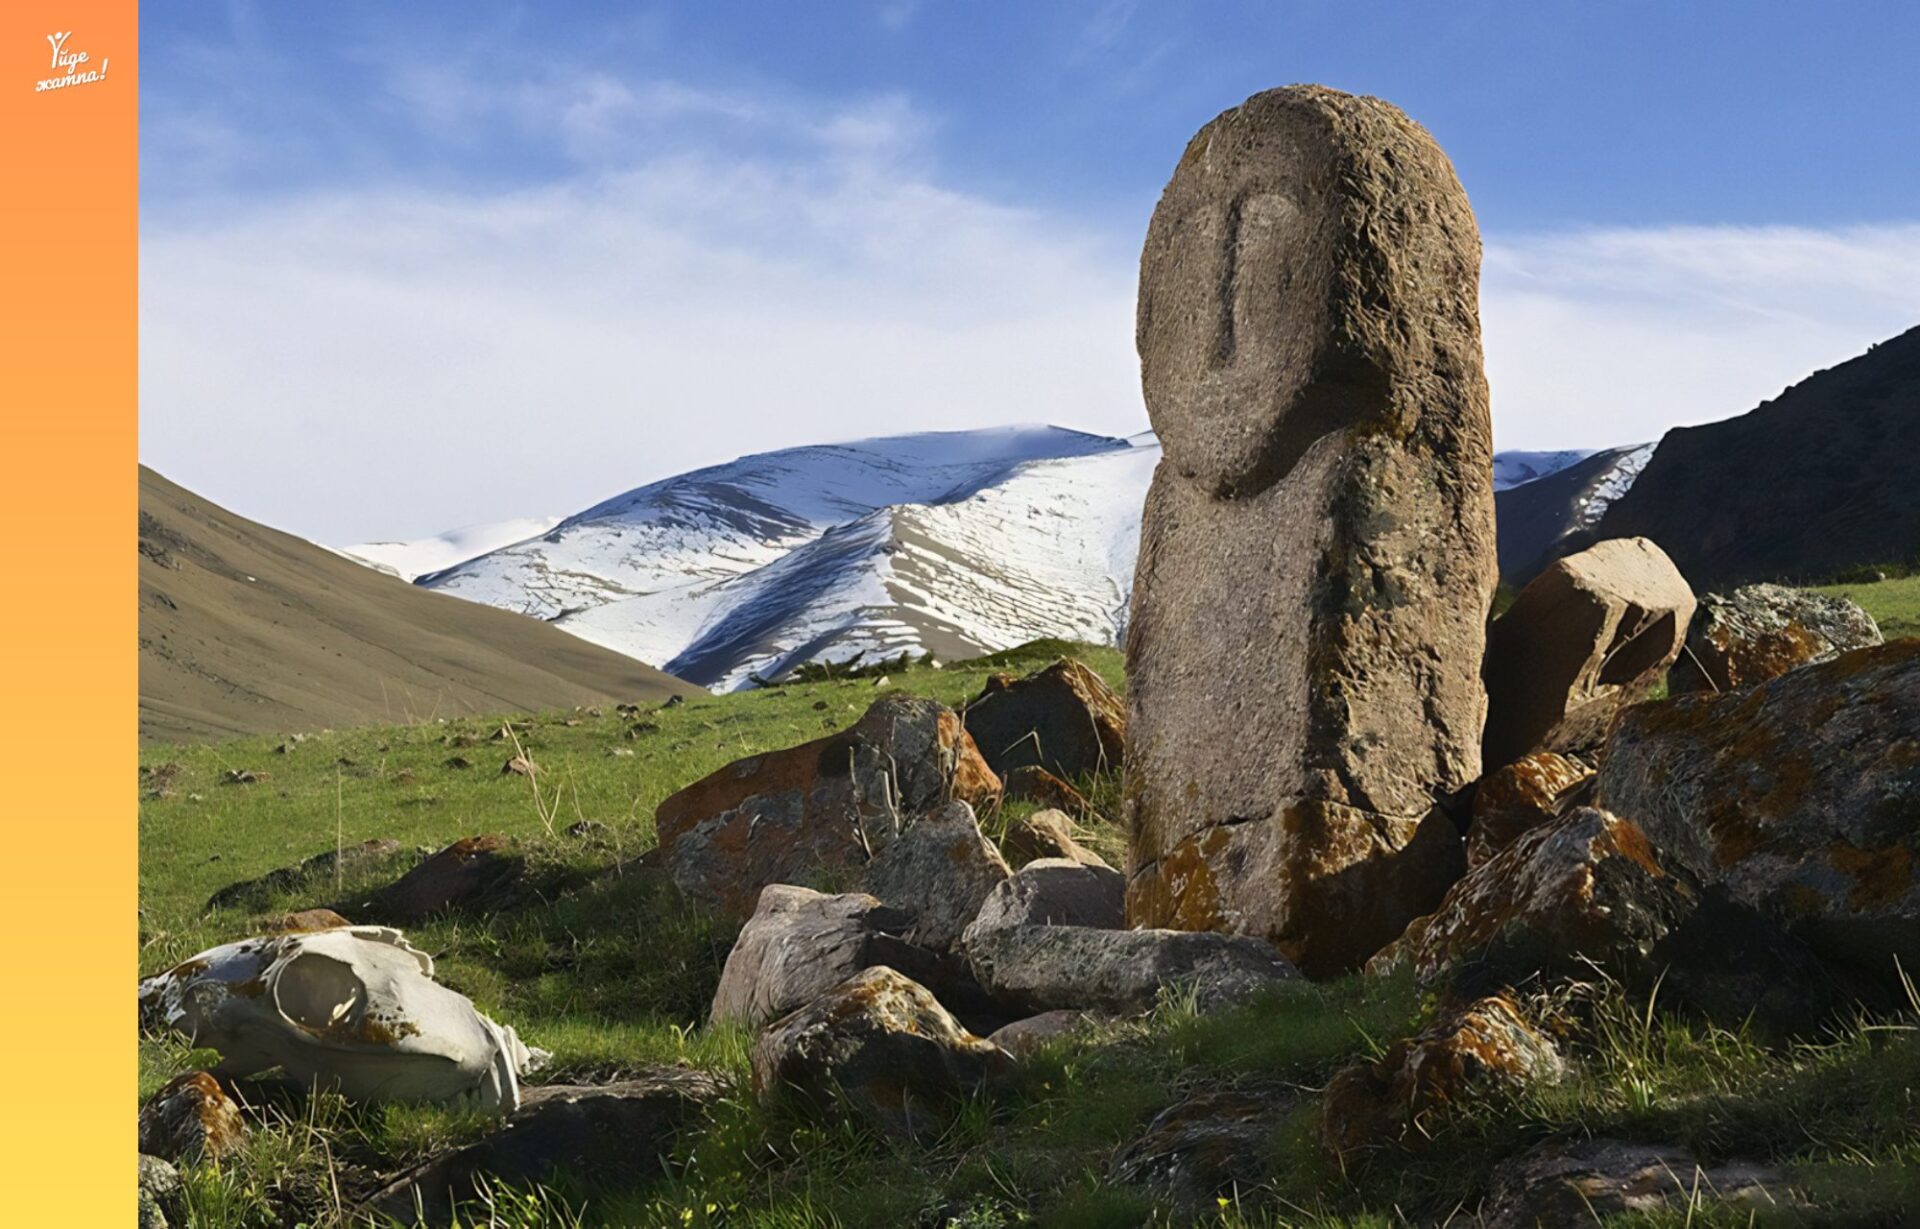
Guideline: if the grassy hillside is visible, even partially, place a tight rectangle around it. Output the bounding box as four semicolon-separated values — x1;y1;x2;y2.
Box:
139;466;698;744
140;636;1920;1227
1813;573;1920;641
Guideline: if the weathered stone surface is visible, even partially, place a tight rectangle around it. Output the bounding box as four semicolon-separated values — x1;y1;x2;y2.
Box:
966;925;1298;1016
1369;808;1691;993
204;839;406;913
139;1155;186;1229
1467;751;1594;869
1596;640;1920;978
656;696;1001;918
1126;804;1466;980
1001;765;1092;815
962;659;1126;781
368;1071;724;1227
963;858;1125;944
259;906;355;933
352;835;525;925
1482;537;1695;771
1108;1090;1290;1211
750;967;1008;1139
138;1071;248;1164
1125;85;1496;980
1483;1139;1791;1228
1319;994;1563;1164
1001;808;1110;869
1671;583;1884;695
710;886;967;1029
860;801;1010;951
985;1009;1090;1057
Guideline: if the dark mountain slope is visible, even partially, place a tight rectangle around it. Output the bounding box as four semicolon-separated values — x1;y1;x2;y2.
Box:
139;467;698;744
1592;326;1920;588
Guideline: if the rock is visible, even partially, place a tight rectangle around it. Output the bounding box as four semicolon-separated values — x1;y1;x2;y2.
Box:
859;801;1011;951
138;1071;248;1164
1000;809;1109;869
139;1155;187;1229
203;839;405;913
1369;808;1691;994
964;858;1125;944
367;1071;724;1227
656;695;1002;919
1319;994;1564;1164
1467;751;1594;869
962;659;1126;780
1671;583;1884;695
1596;640;1920;980
1107;1090;1289;1212
1483;1138;1791;1228
258;906;354;933
710;886;971;1030
966;925;1298;1016
352;835;526;925
1124;85;1495;980
985;1010;1089;1057
1482;537;1695;771
750;967;1009;1139
501;755;537;776
1001;765;1092;814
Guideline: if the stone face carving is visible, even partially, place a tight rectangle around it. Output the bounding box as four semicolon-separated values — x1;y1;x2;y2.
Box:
1124;85;1496;976
138;926;542;1114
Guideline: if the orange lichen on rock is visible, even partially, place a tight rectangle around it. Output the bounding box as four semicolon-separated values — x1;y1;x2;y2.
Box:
1468;751;1594;868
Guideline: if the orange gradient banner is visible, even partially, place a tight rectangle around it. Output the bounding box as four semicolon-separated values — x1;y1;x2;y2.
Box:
0;0;136;1223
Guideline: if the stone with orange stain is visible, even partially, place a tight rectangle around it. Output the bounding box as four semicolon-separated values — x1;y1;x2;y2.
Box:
1597;640;1920;977
1468;751;1594;869
353;834;525;925
138;1071;248;1164
1368;808;1693;992
1128;801;1465;979
963;658;1126;781
656;696;1001;919
750;966;1009;1140
1001;765;1093;815
258;907;354;933
1670;583;1882;695
859;800;1010;951
1319;993;1564;1164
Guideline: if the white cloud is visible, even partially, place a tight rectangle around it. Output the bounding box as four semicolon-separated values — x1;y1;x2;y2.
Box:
1482;224;1920;450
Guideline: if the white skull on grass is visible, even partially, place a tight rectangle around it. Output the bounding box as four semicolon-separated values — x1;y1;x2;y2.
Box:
139;926;543;1114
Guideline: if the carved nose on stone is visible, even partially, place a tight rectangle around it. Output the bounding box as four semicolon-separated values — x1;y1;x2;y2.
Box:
274;951;366;1032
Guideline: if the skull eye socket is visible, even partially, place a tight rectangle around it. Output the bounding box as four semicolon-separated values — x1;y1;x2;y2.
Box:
274;952;365;1032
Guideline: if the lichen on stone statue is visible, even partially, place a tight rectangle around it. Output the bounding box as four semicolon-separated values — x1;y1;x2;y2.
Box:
1122;84;1496;977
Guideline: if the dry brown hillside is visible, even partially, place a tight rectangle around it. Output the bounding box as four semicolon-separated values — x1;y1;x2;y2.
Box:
139;466;699;743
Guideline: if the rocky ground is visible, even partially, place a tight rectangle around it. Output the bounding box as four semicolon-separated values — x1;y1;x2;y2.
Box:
138;583;1920;1226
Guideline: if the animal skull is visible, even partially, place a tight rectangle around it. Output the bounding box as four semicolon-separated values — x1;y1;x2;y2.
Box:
139;926;543;1113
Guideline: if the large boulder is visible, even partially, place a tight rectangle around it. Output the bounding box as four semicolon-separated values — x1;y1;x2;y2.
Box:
750;967;1009;1140
963;858;1125;942
1319;994;1564;1164
367;1071;724;1227
1124;90;1493;980
1368;808;1691;994
1481;537;1695;771
966;925;1298;1016
1467;751;1594;870
859;801;1010;951
655;696;1001;918
138;1071;248;1164
1670;582;1884;695
1107;1090;1291;1212
1482;1139;1791;1228
1596;640;1920;979
962;659;1126;781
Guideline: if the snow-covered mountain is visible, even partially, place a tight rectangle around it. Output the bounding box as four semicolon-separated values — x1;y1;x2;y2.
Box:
340;517;562;582
1492;443;1655;582
354;427;1620;690
1493;449;1599;491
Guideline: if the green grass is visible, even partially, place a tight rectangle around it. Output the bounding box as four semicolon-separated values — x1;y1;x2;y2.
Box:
139;634;1920;1226
1813;573;1920;641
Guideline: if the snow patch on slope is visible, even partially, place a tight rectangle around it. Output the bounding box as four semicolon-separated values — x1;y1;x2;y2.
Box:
339;517;563;581
1493;449;1598;491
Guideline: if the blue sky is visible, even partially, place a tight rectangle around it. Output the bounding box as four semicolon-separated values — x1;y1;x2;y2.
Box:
140;2;1920;542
